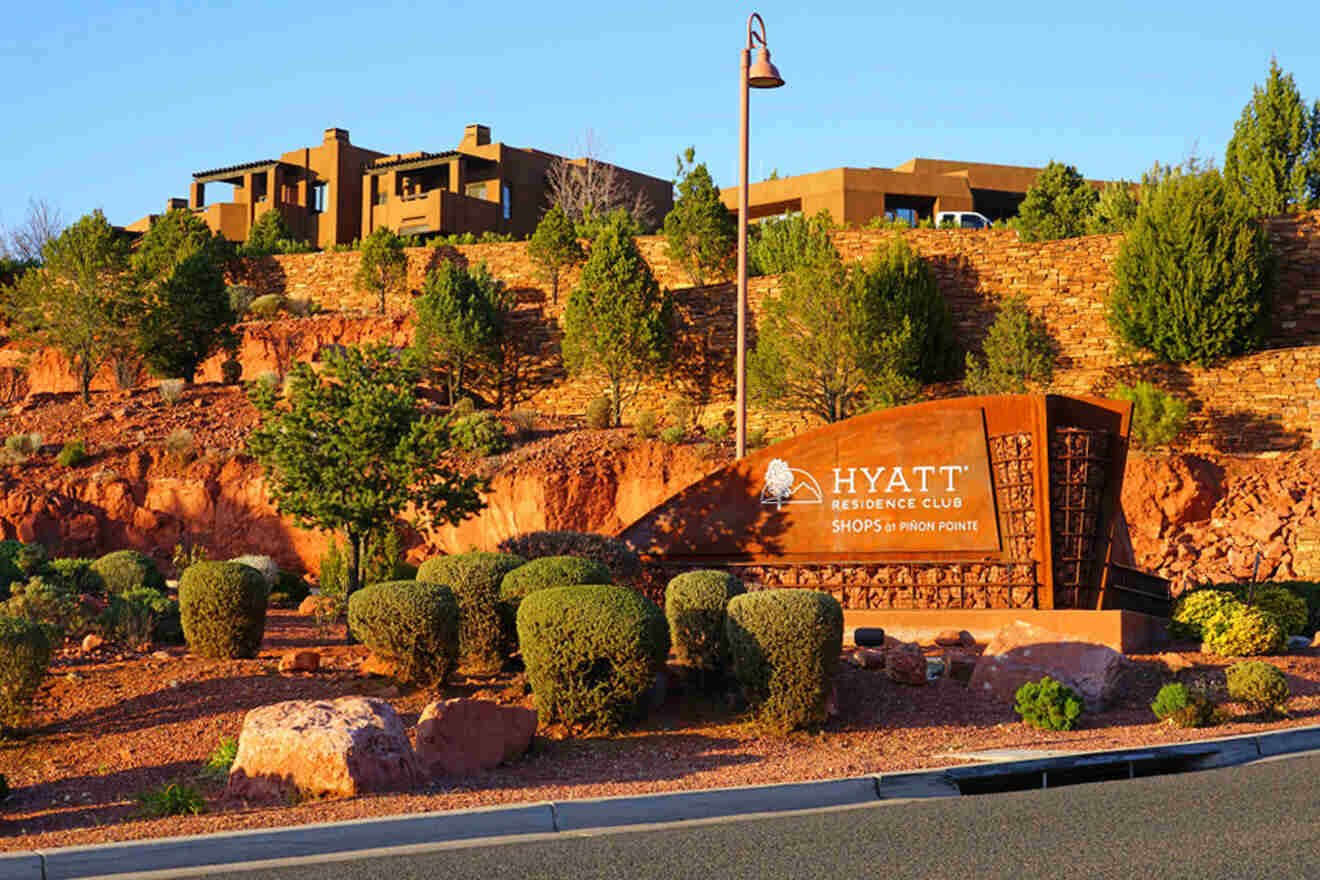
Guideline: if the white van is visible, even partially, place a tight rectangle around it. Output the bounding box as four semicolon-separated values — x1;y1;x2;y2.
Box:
935;211;993;230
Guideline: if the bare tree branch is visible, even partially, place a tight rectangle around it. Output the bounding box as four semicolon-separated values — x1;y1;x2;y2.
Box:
2;198;67;264
544;130;656;231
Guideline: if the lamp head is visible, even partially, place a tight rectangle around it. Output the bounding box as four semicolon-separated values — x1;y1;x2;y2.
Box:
748;47;784;88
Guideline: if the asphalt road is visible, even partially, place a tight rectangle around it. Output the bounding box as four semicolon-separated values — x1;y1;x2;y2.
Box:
134;754;1320;880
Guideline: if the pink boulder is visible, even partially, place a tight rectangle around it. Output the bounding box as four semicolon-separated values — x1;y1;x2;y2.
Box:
413;698;537;777
227;697;422;801
969;621;1126;712
885;643;927;686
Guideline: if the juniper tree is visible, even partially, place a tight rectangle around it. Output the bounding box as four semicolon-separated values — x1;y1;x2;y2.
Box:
1224;58;1320;215
354;226;408;315
527;204;582;304
664;147;736;286
411;261;503;405
1016;161;1099;242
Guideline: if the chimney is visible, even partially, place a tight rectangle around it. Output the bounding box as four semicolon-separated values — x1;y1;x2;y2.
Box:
324;127;350;144
166;198;188;211
461;124;491;150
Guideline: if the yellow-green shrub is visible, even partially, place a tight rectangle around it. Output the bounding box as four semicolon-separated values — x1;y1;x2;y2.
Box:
179;562;267;659
347;580;459;685
89;549;166;597
725;589;843;732
1226;661;1290;715
416;551;525;671
665;570;746;675
1150;682;1216;728
0;615;57;728
1203;605;1285;657
517;584;669;732
1170;589;1242;640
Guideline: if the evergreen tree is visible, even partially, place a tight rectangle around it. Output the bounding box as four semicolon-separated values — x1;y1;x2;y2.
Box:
964;295;1055;394
526;205;582;304
245;344;485;604
663;148;737;286
1016;161;1099;242
747;210;839;276
1223;58;1320;215
354;227;408;315
239;210;312;256
412;262;503;405
562;216;673;426
1108;163;1274;365
1085;181;1140;236
3;211;135;402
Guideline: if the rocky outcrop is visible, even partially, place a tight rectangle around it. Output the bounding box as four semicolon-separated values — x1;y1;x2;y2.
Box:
969;621;1126;712
412;698;538;777
227;697;422;801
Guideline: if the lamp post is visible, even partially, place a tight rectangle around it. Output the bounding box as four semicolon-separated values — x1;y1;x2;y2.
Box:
736;12;785;460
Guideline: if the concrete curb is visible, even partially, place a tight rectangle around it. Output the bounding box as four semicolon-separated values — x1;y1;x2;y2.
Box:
5;722;1319;880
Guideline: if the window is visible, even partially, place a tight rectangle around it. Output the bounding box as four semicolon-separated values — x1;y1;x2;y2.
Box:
312;182;327;213
465;182;487;200
502;183;511;220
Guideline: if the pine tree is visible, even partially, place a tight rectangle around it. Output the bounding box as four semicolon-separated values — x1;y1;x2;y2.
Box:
1223;58;1320;215
527;205;582;304
411;262;503;405
1016;161;1099;242
663;148;736;286
354;227;408;315
1085;181;1139;236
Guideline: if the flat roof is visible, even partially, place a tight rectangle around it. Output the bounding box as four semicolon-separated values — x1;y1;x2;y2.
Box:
193;159;282;181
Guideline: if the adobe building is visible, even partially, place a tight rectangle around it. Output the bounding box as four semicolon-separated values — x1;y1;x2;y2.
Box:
132;125;672;248
720;158;1103;226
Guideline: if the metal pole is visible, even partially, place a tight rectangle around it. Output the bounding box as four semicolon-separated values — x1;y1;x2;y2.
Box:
736;46;750;460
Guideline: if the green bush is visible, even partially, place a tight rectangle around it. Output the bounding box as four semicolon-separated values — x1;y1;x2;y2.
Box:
451;412;510;456
0;540;47;581
497;531;643;581
89;549;166;597
135;781;207;817
660;426;684;445
274;570;310;607
347;580;459;685
451;396;476;418
705;422;731;443
416;552;526;671
1169;590;1243;640
1226;661;1290;715
1014;675;1084;731
1015;161;1098;242
56;438;89;468
747;210;839;277
586;396;612;429
1245;585;1309;637
635;410;659;439
3;576;90;639
1108;163;1273;366
665;570;746;676
178;562;268;659
1150;682;1216;728
198;736;239;784
1203;605;1285;657
500;556;613;642
99;588;183;646
227;285;256;316
247;293;286;319
725;589;843;732
963;295;1055;395
0;615;57;729
1113;382;1189;449
1259;580;1320;634
49;558;96;594
517;584;669;732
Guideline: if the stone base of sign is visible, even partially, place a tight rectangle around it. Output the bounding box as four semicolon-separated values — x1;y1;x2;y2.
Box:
843;609;1168;654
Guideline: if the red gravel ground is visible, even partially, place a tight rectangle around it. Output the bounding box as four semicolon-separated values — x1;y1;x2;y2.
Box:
3;610;1319;853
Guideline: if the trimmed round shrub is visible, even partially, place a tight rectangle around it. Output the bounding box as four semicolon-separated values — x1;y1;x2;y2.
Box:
1150;682;1215;728
228;554;280;594
1226;661;1290;715
1169;589;1242;640
1242;586;1307;638
179;562;267;659
347;580;460;685
89;550;166;597
725;589;843;732
498;530;642;581
665;570;746;675
100;588;183;646
1203;605;1285;657
0;615;58;729
416;551;526;671
1014;675;1083;731
517;584;669;733
499;556;612;640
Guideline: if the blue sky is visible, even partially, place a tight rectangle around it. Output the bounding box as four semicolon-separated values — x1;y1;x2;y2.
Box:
3;0;1318;233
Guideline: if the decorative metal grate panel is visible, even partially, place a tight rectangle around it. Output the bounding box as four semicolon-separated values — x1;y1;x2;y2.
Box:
1049;427;1112;608
989;432;1036;562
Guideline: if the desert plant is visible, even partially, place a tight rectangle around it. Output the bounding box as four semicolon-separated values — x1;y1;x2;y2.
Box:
497;530;642;582
0;615;57;729
48;558;96;594
3;432;42;463
585;396;612;430
666;396;697;432
1015;161;1099;242
527;204;583;305
135;781;207;817
517;584;670;733
1243;585;1310;637
0;541;48;581
634;410;659;439
963;295;1055;394
1150;681;1216;728
354;226;407;316
416;552;526;672
171;541;209;576
1113;382;1189;449
451;396;476;418
1225;660;1291;715
273;570;310;609
347;580;460;685
247;294;286;319
3;576;90;639
254;370;281;395
747;210;839;277
1203;605;1286;657
451;411;510;457
99;587;182;647
499;555;613;643
665;570;746;678
1169;590;1243;640
746;426;769;449
660;426;684;445
220;358;242;385
509;409;537;442
56;438;89;468
725;589;843;732
178;561;267;659
1223;58;1320;215
158;378;186;404
198;736;239;784
227;285;256;316
1014;675;1084;731
88;549;166;597
164;428;196;464
664;147;736;286
228;554;280;595
411;262;503;406
704;422;731;444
